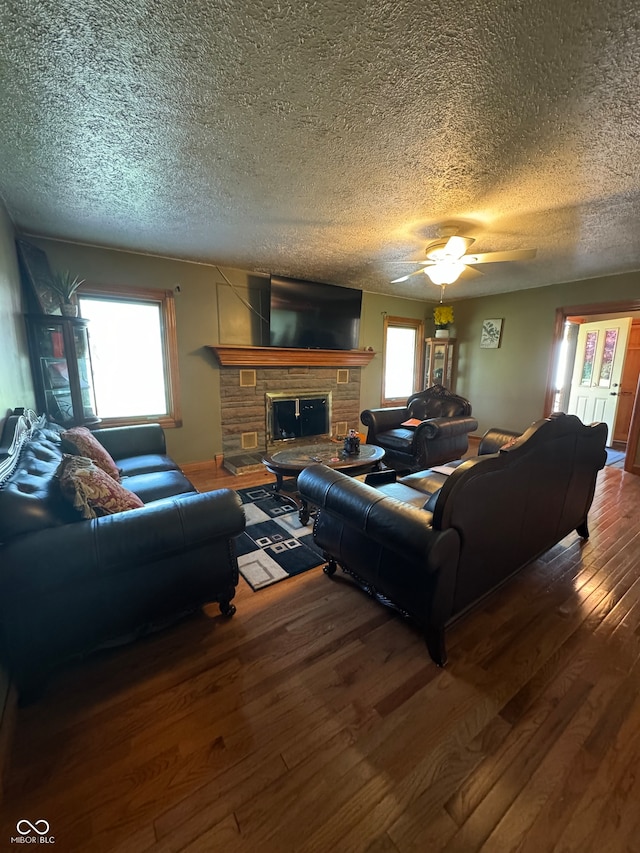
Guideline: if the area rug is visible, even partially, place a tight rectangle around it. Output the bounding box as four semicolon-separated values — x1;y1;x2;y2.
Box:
605;447;625;466
234;486;325;590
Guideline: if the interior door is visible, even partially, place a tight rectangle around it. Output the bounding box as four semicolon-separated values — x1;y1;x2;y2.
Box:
613;321;640;442
567;318;632;443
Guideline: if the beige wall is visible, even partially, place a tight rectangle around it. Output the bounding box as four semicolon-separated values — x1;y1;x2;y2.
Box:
453;271;640;435
26;236;431;462
358;292;431;411
31;237;267;464
0;206;35;432
18;235;640;457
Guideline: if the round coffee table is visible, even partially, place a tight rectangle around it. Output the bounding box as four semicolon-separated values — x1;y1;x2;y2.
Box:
262;442;386;524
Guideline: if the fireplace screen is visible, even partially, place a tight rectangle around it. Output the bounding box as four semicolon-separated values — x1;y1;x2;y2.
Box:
266;392;332;442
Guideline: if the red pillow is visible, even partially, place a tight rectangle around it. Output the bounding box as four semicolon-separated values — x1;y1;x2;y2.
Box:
57;455;143;519
61;426;120;480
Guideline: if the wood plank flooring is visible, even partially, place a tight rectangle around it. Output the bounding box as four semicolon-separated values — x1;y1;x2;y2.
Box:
1;462;640;852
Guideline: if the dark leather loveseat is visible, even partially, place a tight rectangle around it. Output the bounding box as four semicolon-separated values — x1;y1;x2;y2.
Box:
298;414;608;665
360;384;478;472
0;409;245;698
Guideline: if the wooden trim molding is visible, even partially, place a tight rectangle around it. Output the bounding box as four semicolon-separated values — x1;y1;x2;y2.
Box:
545;300;640;415
79;286;182;429
381;316;425;407
625;373;640;475
207;345;376;367
545;300;640;475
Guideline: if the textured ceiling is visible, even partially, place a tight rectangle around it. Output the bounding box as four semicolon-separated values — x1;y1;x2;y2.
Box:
1;0;640;301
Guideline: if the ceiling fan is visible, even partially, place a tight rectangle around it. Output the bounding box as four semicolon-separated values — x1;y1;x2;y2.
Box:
391;228;536;297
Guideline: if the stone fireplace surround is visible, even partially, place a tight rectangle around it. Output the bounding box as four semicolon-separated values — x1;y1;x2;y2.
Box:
219;365;362;462
209;345;376;472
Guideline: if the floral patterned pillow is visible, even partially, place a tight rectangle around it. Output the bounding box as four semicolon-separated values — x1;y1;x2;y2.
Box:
57;455;144;520
61;426;121;480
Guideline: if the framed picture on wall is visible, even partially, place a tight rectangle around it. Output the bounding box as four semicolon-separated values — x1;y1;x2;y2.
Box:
480;318;503;349
16;239;59;315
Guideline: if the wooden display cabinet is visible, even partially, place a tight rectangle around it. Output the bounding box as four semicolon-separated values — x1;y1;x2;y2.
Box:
425;337;456;389
25;314;99;427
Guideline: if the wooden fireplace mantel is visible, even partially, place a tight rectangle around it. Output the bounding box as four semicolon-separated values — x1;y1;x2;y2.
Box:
207;345;376;368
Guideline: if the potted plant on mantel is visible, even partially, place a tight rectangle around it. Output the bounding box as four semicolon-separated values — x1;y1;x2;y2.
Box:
433;304;454;338
47;270;85;317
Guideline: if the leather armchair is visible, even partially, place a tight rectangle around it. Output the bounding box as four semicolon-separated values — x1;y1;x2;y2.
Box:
361;384;478;472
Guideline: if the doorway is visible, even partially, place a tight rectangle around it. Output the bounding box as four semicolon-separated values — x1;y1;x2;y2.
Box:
544;300;640;473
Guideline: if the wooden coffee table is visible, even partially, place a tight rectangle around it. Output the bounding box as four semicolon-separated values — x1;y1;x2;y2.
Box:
262;442;386;524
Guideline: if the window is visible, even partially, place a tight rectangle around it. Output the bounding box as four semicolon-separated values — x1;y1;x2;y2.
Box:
381;316;424;405
78;286;181;428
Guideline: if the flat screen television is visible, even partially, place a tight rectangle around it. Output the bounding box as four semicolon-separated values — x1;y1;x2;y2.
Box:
269;275;362;350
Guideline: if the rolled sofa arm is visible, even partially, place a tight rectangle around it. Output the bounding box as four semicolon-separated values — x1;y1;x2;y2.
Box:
91;423;167;459
415;416;479;440
298;465;461;666
1;489;245;592
360;406;407;436
477;427;522;455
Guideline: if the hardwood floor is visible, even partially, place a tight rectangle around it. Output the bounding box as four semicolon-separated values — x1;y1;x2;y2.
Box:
2;462;640;852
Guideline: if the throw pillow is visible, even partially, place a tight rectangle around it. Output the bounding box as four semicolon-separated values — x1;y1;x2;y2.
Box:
61;426;121;480
401;418;422;429
57;454;144;520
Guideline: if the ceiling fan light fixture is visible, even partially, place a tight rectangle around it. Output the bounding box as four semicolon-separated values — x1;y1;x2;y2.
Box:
424;260;465;286
391;230;536;289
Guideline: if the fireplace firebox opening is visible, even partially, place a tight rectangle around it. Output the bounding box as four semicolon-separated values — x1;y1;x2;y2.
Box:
266;391;332;444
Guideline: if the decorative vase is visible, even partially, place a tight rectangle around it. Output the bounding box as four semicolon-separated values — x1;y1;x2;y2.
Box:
343;431;361;455
61;302;77;317
435;327;449;339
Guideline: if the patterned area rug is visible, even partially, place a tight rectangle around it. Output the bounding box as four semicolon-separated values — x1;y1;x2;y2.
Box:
234;485;325;590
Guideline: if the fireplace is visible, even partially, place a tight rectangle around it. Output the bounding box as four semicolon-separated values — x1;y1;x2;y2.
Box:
218;365;361;466
266;391;332;444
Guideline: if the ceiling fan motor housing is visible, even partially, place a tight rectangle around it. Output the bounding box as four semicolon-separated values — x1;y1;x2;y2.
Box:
426;235;474;262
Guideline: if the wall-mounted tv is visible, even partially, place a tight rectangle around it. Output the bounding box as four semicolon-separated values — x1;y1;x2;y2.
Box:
269;275;362;350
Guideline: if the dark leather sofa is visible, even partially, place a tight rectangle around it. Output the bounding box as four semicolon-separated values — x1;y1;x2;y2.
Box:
298;414;608;665
360;384;478;472
0;409;245;698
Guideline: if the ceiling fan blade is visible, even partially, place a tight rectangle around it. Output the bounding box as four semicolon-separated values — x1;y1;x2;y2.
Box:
391;268;431;283
460;265;483;279
462;248;537;264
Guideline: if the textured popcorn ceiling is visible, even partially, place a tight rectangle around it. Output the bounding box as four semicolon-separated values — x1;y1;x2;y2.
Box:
1;0;640;300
